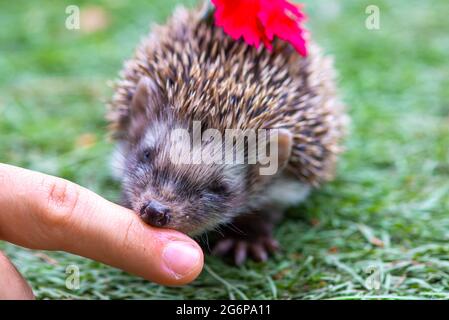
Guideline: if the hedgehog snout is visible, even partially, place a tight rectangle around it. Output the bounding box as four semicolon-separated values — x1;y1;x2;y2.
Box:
139;200;171;228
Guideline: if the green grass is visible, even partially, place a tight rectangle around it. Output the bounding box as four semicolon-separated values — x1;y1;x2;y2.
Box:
1;0;449;299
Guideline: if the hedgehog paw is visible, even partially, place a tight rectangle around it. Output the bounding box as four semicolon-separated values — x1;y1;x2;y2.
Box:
212;236;280;266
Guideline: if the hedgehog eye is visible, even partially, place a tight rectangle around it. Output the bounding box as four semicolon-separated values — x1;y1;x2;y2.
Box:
142;148;153;162
208;181;229;195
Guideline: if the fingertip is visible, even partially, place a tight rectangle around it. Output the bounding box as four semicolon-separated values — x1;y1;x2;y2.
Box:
159;238;204;285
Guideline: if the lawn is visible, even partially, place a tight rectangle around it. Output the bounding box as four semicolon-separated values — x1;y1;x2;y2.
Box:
1;0;449;299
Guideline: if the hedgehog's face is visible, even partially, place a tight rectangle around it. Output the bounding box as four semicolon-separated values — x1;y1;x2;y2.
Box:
116;76;292;235
121;126;248;235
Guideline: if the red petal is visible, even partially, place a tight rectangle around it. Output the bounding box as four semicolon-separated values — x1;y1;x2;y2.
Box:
211;0;308;56
258;0;308;56
212;0;265;48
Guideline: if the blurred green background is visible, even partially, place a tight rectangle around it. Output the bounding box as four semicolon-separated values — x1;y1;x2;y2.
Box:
1;0;449;299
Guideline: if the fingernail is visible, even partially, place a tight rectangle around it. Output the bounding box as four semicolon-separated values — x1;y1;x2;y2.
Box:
162;241;201;279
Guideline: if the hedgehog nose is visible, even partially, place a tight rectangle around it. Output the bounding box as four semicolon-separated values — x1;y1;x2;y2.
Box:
139;200;171;227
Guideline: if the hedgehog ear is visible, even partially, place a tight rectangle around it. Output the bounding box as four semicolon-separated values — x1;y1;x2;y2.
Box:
276;129;293;170
128;76;161;142
255;129;293;177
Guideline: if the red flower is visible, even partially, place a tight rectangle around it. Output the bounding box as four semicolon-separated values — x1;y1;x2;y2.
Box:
211;0;308;57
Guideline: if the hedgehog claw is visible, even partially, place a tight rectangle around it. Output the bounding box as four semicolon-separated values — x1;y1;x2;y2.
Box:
234;241;248;266
212;236;279;265
211;238;234;256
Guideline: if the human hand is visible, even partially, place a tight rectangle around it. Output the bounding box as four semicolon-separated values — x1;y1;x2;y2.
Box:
0;163;204;299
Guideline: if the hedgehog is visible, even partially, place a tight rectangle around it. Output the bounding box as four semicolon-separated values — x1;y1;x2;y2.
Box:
108;4;347;265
